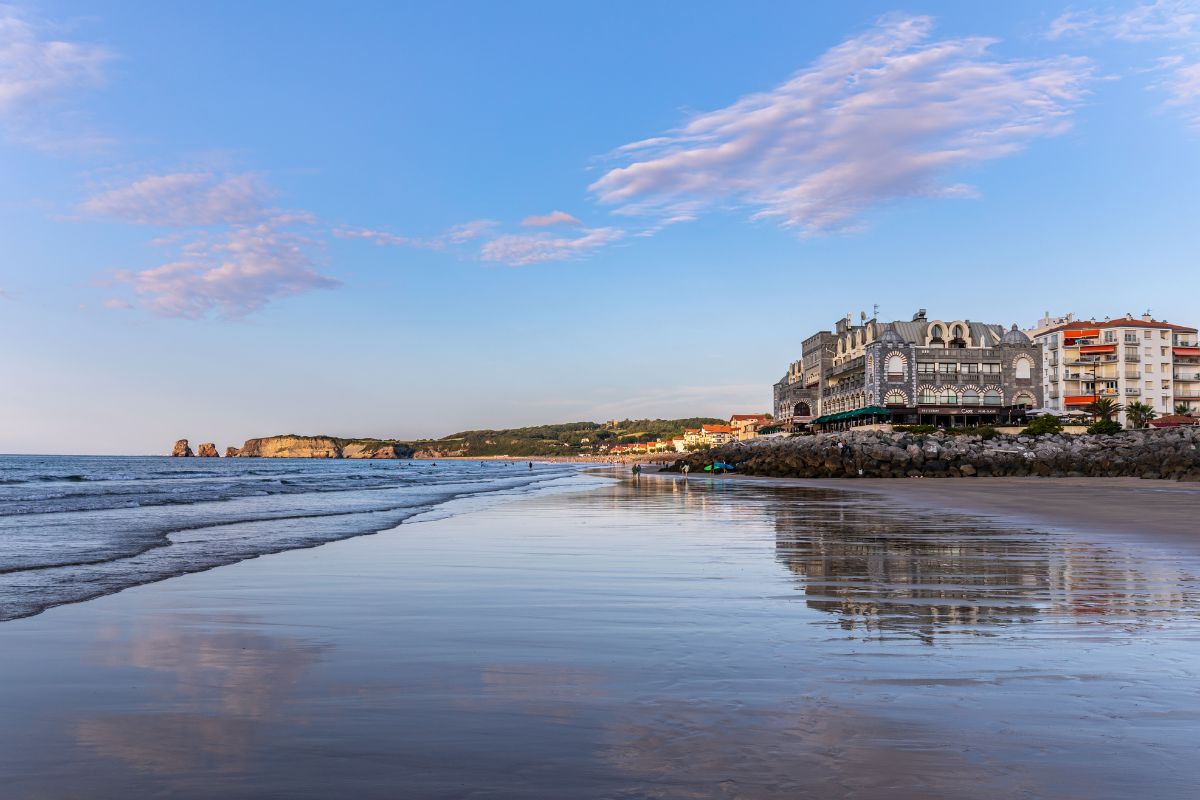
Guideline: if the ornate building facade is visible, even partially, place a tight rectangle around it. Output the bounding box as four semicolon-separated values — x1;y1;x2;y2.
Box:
775;310;1042;428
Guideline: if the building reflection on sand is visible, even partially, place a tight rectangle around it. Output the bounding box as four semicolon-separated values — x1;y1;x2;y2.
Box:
768;489;1194;641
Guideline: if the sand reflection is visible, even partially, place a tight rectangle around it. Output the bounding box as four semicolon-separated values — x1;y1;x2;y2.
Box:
770;495;1196;640
76;616;328;773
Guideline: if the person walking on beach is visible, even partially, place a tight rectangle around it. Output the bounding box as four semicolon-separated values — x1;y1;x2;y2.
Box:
681;463;690;478
528;461;533;470
632;464;642;477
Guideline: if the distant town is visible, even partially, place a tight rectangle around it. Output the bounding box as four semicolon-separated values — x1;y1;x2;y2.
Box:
612;308;1200;455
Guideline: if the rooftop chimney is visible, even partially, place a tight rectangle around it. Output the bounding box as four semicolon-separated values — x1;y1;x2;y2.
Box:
1142;310;1153;322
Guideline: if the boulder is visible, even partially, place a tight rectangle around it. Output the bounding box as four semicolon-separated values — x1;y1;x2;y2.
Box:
171;439;193;457
196;442;219;457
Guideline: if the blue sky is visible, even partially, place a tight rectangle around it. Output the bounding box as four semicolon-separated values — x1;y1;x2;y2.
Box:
2;1;1198;454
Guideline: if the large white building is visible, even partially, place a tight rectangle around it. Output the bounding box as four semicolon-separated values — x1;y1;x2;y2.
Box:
1032;313;1200;425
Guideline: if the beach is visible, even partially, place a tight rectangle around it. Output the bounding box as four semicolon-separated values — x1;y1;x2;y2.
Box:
2;471;1199;798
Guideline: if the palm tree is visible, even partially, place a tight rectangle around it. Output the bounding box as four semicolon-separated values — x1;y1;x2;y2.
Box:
1125;401;1158;429
1174;403;1194;417
1085;397;1123;422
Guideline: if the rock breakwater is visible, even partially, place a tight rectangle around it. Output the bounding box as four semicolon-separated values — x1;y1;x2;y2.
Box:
666;428;1200;481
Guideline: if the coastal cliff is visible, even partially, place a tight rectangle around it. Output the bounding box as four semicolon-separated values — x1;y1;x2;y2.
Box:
236;435;414;459
197;442;219;457
171;439;193;457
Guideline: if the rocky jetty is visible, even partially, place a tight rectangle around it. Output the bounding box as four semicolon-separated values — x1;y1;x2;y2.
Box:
665;428;1200;481
235;435;414;459
171;439;194;457
225;446;241;457
196;442;219;457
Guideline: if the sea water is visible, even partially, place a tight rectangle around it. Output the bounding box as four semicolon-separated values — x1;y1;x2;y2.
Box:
0;455;592;621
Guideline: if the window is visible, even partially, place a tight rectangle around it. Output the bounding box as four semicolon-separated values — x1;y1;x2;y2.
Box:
930;324;943;339
1144;331;1152;339
1125;332;1138;343
938;362;958;374
886;354;905;377
961;389;980;405
1125;347;1139;360
961;363;979;375
1146;381;1153;389
1145;363;1153;372
919;388;936;404
1014;357;1032;380
1162;347;1168;357
884;391;907;406
940;388;958;404
1162;380;1170;389
917;362;936;375
1104;331;1116;343
1161;331;1169;339
983;390;1002;405
981;363;1001;374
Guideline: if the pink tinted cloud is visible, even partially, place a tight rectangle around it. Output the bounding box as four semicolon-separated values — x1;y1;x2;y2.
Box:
521;210;582;227
480;227;623;266
0;7;112;115
590;15;1093;234
114;216;338;318
80;172;270;226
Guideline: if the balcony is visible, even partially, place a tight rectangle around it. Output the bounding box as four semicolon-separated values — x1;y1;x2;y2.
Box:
1124;388;1141;395
1174;373;1200;382
1175;392;1200;399
1124;371;1141;379
1048;390;1060;399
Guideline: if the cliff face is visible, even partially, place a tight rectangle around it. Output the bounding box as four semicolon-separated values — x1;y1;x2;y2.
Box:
235;435;414;459
238;436;343;458
171;439;194;457
196;442;219;457
225;446;241;457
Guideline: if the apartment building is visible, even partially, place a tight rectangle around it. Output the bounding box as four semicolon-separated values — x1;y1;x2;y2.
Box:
1033;313;1200;425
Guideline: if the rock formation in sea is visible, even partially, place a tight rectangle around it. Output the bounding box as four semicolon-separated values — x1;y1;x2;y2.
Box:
171;439;194;457
664;428;1200;481
235;435;414;459
225;446;241;457
196;442;220;457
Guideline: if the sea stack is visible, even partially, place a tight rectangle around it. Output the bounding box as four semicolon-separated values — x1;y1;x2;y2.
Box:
225;446;241;457
171;439;194;457
196;442;219;457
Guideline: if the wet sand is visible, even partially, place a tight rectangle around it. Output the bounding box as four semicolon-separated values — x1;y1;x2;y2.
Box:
2;476;1199;798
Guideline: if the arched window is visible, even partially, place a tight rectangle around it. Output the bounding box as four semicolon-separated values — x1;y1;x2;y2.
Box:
940;388;958;405
919;388;936;404
961;389;980;405
886;354;905;378
884;390;907;407
1013;392;1034;408
793;401;811;417
930;324;943;339
1014;356;1032;380
983;389;1002;406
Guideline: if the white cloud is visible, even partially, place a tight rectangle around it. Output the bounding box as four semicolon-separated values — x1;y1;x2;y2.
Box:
1048;2;1200;127
445;219;498;242
590;15;1093;234
333;226;422;248
480;227;623;266
0;5;112;115
113;216;338;319
521;210;582;227
1156;55;1200;124
80;172;270;226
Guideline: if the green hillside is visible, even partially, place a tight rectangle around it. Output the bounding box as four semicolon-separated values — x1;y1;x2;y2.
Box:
410;418;724;457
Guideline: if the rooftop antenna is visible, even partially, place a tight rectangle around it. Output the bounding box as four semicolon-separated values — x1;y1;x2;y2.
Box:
872;303;879;320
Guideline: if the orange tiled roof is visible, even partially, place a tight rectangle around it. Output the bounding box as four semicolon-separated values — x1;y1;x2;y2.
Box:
702;424;733;433
1043;317;1197;335
730;413;771;421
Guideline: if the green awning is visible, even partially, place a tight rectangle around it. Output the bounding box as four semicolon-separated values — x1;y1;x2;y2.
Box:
811;406;891;425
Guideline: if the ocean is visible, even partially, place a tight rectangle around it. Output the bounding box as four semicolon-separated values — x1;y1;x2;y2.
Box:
0;455;595;622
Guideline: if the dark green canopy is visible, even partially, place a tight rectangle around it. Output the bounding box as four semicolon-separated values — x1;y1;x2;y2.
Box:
810;406;891;425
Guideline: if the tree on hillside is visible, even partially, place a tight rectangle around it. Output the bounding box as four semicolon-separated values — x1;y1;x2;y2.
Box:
1125;401;1157;429
1084;397;1123;422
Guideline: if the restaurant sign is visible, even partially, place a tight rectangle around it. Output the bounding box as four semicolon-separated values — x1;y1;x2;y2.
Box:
916;407;995;415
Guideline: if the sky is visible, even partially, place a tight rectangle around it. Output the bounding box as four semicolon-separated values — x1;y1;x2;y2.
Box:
1;1;1198;454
